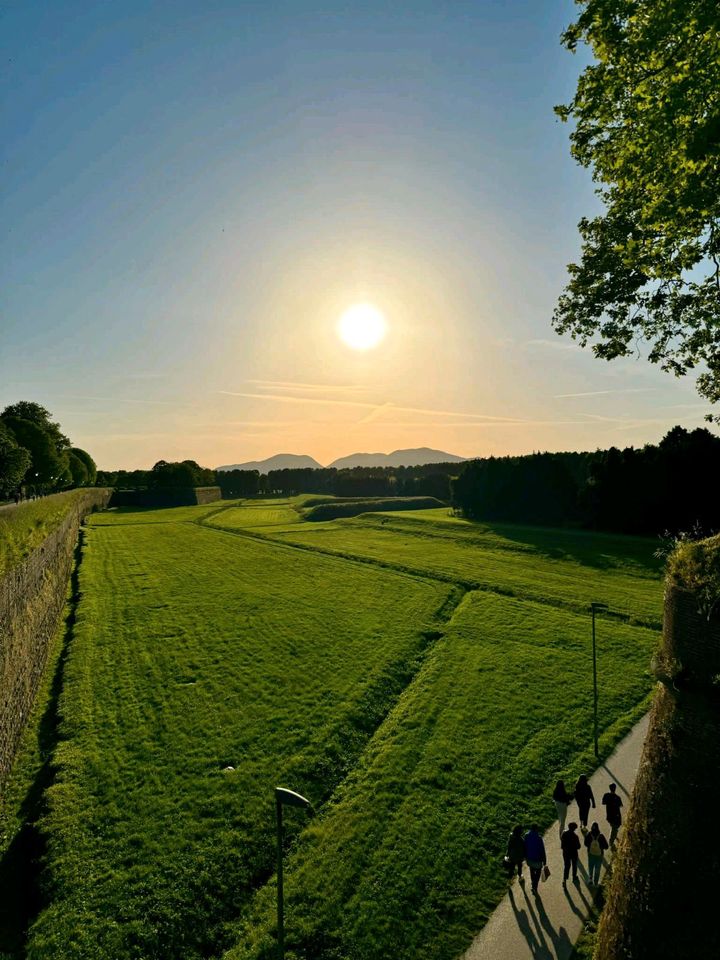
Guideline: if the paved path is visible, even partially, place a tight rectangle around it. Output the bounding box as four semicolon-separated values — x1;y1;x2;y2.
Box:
462;713;650;960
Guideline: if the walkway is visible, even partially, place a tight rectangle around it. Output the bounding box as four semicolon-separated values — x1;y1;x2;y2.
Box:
461;713;650;960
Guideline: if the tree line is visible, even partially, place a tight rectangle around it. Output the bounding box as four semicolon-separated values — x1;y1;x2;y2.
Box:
452;426;720;537
0;402;97;498
97;460;456;500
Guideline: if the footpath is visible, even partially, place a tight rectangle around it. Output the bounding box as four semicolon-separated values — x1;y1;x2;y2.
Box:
461;713;650;960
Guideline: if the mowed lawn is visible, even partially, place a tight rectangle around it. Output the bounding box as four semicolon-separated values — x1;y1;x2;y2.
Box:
255;510;663;627
204;500;302;530
227;591;657;960
21;500;663;960
27;513;454;960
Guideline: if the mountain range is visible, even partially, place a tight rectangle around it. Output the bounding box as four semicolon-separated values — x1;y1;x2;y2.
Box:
217;447;466;473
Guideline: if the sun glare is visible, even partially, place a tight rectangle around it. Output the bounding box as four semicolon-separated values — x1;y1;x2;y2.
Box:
337;303;387;351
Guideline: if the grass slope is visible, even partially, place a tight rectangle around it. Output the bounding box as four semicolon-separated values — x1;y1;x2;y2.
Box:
302;497;443;521
257;512;662;626
7;499;662;960
226;592;656;960
26;514;453;960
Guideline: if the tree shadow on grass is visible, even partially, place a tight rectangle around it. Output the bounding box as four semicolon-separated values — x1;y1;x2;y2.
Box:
481;521;662;577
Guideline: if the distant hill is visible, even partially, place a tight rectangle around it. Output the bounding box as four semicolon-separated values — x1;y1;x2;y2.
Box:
216;454;323;473
327;447;466;469
218;447;466;473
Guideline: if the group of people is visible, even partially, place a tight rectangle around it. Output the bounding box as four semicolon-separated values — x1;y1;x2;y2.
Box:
504;775;624;893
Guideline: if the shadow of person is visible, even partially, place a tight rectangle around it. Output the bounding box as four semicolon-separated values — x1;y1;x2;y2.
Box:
533;890;576;956
555;925;574;956
570;876;593;913
562;883;585;920
508;886;549;957
516;884;556;959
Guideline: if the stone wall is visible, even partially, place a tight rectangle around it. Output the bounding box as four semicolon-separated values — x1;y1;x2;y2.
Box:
595;582;720;959
0;489;110;785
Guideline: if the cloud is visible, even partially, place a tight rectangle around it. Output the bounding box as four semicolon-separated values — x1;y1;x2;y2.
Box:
219;390;377;410
61;394;181;406
554;388;656;399
247;379;366;394
219;390;526;423
364;419;594;428
526;338;581;352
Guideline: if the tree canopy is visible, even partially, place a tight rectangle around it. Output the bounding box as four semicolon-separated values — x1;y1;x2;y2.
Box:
451;427;720;536
1;417;67;486
0;422;31;495
554;0;720;415
0;402;97;495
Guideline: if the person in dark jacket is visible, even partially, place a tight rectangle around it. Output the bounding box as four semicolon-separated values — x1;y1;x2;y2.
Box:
523;824;547;893
552;779;574;837
584;821;609;885
601;782;623;845
506;824;525;880
574;774;596;830
561;822;581;883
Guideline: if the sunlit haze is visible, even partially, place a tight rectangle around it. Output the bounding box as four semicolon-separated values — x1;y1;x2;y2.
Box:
1;1;712;469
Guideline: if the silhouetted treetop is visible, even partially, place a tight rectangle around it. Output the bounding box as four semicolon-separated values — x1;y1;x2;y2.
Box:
554;0;720;418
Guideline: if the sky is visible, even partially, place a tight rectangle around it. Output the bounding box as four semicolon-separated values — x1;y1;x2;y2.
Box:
1;0;713;470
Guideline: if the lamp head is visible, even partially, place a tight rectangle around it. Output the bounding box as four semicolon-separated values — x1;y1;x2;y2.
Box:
275;787;311;809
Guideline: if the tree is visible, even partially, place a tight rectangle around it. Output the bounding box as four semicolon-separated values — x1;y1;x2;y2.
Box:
216;469;261;497
0;421;31;495
1;417;68;486
67;451;89;486
147;459;215;488
71;447;97;485
1;401;70;451
554;0;720;416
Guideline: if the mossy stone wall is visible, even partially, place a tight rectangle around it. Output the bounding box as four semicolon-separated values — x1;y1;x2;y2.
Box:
0;490;110;785
595;583;720;959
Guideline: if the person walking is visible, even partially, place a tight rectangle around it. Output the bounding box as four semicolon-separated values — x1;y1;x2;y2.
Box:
506;825;525;882
560;822;581;883
584;821;609;885
602;782;623;845
552;779;574;837
523;824;547;894
574;774;596;830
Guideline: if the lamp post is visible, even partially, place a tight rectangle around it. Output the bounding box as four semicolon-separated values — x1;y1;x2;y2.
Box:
591;602;608;758
275;787;311;960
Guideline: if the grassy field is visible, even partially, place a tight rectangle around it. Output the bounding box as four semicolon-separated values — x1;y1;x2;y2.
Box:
227;592;655;960
2;497;663;960
219;508;663;626
24;509;454;960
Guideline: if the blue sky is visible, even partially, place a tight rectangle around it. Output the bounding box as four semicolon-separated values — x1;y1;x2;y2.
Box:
1;0;709;468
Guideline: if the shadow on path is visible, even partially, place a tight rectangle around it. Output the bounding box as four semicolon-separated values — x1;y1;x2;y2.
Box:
506;883;574;959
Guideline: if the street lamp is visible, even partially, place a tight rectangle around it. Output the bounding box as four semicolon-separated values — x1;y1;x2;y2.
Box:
275;787;311;960
591;602;608;758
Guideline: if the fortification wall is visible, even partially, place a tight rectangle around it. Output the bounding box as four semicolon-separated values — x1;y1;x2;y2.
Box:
0;489;110;784
595;583;720;959
109;486;221;507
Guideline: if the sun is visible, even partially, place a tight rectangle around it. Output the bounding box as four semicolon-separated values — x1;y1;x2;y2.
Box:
337;303;387;351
